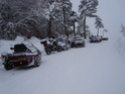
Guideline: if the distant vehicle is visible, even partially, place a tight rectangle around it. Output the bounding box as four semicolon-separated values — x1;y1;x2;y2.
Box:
72;36;85;47
96;36;109;41
96;36;103;41
89;35;101;43
41;38;63;55
100;37;108;41
1;43;42;70
56;37;71;50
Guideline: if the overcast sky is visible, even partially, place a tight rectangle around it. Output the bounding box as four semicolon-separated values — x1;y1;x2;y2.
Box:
71;0;125;37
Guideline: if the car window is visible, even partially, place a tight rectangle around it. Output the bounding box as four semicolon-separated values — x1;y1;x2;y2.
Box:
14;44;28;53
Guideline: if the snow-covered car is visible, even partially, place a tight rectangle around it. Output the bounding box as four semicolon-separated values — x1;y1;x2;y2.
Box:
72;36;85;47
41;38;63;55
1;43;42;70
56;37;71;50
89;35;101;43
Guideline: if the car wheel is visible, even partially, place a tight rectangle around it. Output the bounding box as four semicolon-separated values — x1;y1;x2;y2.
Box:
57;46;62;52
82;43;85;47
64;46;68;50
45;48;51;55
34;55;41;67
4;62;13;70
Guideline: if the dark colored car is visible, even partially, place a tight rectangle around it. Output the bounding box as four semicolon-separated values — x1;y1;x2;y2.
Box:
41;38;62;55
1;43;42;70
56;37;71;50
89;35;101;43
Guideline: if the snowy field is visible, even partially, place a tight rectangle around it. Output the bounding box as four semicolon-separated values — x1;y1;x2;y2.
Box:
0;0;125;94
0;36;125;94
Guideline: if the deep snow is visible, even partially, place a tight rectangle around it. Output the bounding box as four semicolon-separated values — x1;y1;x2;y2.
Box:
0;36;125;94
0;0;125;94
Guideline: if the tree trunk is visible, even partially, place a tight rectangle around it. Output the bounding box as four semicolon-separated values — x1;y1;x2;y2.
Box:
83;16;86;39
48;18;52;38
73;22;75;33
97;28;99;36
63;7;68;36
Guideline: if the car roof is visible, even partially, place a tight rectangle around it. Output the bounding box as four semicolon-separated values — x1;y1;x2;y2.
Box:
22;42;38;53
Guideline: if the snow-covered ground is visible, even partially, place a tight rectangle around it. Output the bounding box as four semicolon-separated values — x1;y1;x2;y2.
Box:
0;36;125;94
0;0;125;94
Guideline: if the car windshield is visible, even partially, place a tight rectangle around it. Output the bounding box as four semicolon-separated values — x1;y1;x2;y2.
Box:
14;44;28;53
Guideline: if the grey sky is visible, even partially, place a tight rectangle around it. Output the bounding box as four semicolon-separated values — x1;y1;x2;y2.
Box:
71;0;125;37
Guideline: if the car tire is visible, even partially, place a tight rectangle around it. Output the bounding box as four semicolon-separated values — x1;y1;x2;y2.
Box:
45;48;51;55
34;55;41;67
4;62;13;70
64;46;68;50
82;43;85;47
57;46;62;52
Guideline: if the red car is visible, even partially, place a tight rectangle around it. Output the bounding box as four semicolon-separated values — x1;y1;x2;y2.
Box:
1;43;42;70
97;36;108;41
100;37;108;41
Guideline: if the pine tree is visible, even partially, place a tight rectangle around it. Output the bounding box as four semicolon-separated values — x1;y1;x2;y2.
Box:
95;17;104;36
44;0;73;37
61;0;72;36
69;11;78;34
79;0;98;38
0;0;46;39
0;0;74;39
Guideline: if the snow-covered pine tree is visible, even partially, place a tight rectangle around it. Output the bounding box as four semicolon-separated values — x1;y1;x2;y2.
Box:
61;0;72;36
95;16;104;36
43;0;73;37
79;0;98;38
0;0;47;39
0;0;75;39
69;11;78;34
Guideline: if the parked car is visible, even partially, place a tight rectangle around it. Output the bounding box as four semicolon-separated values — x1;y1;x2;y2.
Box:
72;36;85;47
100;37;108;41
89;35;101;43
56;37;71;50
96;36;108;41
41;38;63;55
96;36;103;41
1;42;42;70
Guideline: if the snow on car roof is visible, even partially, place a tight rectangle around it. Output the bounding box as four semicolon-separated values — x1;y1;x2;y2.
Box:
22;42;38;53
28;37;44;53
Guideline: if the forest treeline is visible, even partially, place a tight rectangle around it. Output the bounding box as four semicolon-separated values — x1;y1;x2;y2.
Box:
0;0;103;40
